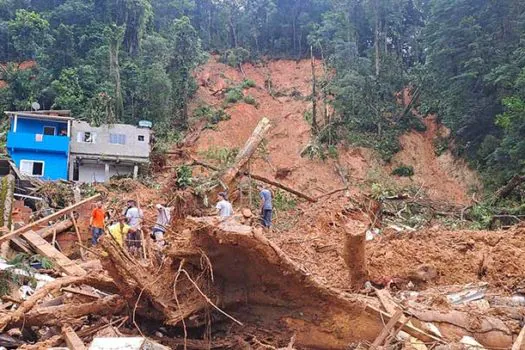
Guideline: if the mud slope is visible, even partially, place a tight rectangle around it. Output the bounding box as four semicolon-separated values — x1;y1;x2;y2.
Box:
191;56;479;204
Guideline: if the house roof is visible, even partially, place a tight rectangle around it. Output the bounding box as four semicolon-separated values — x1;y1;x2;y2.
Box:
4;111;74;122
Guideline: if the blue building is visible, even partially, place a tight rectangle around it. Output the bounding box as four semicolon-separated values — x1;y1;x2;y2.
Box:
5;111;73;180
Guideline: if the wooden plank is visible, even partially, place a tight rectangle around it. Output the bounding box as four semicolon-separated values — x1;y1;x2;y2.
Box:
0;194;101;244
62;325;87;350
371;310;404;348
22;230;86;276
61;287;100;299
70;213;85;260
512;324;525;350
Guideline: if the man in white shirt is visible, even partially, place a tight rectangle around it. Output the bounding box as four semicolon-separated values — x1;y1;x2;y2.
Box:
216;192;233;218
125;200;143;254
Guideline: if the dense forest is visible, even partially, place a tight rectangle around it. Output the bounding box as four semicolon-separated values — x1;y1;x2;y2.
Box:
0;0;524;195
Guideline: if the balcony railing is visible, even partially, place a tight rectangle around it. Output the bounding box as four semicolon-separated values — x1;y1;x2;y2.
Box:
7;132;69;154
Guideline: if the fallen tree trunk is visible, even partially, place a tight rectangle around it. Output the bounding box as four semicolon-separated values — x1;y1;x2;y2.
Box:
16;295;124;327
220;117;271;189
37;219;73;239
0;273;114;331
494;175;525;201
186;217;438;349
249;173;317;203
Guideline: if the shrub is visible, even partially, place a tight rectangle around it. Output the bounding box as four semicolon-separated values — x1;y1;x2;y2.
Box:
391;165;414;177
243;95;258;106
433;136;449;156
200;147;239;167
241;79;256;88
222;47;251;67
225;88;244;103
176;165;193;189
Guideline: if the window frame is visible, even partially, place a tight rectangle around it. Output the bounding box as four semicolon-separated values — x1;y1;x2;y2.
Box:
109;133;126;145
77;131;96;144
43;126;56;136
20;160;45;177
138;135;145;142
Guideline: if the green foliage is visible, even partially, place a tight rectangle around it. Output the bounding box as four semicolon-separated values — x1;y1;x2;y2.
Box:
193;105;230;125
272;190;297;212
222;47;250;67
176;165;193;189
241;79;256;89
225;87;244;104
433;137;449;156
200;147;239;167
243;95;258;106
8;9;50;59
391;165;414;177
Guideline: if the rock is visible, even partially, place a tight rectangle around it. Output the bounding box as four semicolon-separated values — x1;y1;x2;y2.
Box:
242;208;253;218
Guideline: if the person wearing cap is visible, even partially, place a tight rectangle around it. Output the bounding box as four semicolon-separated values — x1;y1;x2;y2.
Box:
216;192;233;218
108;216;130;247
152;204;173;247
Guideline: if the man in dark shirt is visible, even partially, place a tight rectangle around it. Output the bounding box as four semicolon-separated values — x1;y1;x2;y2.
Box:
258;185;273;229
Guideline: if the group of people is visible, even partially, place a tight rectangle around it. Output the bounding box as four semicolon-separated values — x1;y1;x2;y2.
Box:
215;184;273;228
90;200;173;253
89;185;273;253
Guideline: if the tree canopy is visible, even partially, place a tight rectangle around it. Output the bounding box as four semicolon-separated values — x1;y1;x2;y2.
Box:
0;0;524;193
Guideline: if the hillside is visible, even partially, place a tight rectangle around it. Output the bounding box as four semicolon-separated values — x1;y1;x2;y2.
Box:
190;56;480;205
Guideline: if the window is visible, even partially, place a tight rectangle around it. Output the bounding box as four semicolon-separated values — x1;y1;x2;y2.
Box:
77;131;96;143
20;160;44;177
109;133;126;145
43;126;56;136
138;135;145;142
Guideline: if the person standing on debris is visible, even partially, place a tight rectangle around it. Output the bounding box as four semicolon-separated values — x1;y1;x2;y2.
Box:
108;216;130;247
216;192;233;218
258;185;273;228
125;200;143;254
90;202;105;245
152;204;173;248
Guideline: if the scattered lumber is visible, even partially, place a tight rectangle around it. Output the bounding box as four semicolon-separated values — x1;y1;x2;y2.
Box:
512;324;525;350
0;194;101;244
22;230;86;276
371;310;404;348
18;295;124;327
0;273;112;331
37;219;73;239
220;117;271;189
62;325;87;350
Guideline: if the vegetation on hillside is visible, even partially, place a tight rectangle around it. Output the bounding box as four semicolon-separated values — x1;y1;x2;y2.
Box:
0;0;523;204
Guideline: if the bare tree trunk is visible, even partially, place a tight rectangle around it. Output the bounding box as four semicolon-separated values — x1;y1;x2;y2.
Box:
220;117;271;189
343;228;368;290
374;0;380;77
310;46;318;134
2;174;14;231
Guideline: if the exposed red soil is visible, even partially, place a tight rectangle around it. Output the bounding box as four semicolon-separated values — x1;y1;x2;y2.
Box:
191;56;480;204
0;60;36;89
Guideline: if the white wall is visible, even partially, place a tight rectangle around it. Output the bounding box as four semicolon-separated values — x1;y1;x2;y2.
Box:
78;163;134;183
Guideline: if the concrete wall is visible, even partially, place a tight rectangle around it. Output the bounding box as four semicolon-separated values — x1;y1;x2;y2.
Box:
70;121;151;160
11;117;68;135
77;163;134;183
9;149;69;180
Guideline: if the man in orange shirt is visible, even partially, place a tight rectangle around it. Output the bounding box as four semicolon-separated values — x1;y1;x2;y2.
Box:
90;202;105;245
